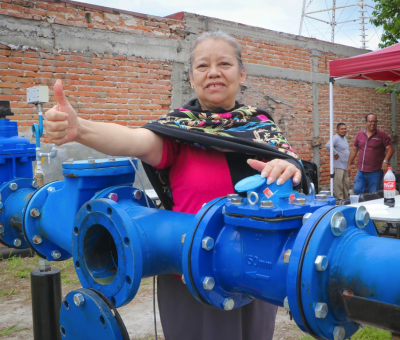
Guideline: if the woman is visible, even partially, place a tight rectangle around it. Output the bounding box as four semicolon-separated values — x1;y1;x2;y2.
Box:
45;32;304;340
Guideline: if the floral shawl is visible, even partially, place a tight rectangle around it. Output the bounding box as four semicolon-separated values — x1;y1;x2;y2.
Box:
142;99;308;210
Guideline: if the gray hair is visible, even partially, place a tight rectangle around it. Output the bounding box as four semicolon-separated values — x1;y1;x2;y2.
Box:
189;31;245;73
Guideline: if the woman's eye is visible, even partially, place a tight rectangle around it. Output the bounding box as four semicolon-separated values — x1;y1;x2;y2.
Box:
197;64;207;68
221;62;231;66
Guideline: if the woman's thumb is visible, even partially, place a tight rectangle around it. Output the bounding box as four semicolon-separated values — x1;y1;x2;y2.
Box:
54;80;70;109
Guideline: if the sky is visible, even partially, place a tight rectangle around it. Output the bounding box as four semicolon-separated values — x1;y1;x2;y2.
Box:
78;0;383;51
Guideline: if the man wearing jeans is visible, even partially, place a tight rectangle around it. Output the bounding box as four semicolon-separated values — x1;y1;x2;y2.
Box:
325;123;350;201
347;113;394;194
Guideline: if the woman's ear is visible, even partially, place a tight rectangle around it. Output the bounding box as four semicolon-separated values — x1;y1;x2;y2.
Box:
240;69;247;86
189;73;194;89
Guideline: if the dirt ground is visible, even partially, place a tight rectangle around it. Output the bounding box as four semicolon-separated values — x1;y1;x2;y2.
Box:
0;256;306;340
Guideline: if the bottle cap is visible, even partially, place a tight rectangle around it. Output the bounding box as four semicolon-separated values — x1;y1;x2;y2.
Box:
388;167;392;170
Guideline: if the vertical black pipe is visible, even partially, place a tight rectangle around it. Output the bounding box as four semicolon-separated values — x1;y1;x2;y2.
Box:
31;261;62;340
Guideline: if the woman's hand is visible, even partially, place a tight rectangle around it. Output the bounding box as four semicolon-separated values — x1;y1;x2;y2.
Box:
247;159;301;185
44;80;79;145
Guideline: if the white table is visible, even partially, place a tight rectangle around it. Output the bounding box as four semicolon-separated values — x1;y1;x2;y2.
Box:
349;195;400;238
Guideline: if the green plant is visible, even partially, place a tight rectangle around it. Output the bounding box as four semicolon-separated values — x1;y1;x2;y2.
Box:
351;326;391;339
0;323;28;335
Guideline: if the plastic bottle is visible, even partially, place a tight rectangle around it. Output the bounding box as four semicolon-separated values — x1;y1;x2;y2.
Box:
384;167;396;207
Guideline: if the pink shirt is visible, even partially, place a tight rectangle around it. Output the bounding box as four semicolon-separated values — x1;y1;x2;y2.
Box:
354;129;392;172
155;138;235;214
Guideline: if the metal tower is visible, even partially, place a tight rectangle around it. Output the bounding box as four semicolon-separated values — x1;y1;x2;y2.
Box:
299;0;375;49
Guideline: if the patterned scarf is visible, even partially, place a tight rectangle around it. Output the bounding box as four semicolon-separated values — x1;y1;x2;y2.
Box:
153;100;299;159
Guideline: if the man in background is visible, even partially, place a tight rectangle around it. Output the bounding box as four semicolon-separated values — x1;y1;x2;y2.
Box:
347;113;394;194
326;123;350;201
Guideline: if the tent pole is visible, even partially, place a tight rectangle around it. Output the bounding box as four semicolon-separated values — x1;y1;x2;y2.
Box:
329;78;334;196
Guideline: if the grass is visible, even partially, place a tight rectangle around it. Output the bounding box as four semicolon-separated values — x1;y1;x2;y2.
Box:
299;326;391;340
0;324;29;335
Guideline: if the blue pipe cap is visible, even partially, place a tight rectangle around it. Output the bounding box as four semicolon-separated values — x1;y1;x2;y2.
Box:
235;174;266;193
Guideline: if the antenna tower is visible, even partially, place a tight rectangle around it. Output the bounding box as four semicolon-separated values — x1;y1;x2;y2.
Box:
299;0;375;49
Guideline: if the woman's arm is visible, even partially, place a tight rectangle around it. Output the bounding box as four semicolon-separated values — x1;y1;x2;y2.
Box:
44;81;163;166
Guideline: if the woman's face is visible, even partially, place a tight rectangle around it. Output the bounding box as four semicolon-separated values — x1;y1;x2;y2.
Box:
190;38;246;111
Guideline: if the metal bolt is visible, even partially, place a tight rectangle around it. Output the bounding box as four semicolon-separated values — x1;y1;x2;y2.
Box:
30;208;40;218
355;206;370;229
0;224;4;234
230;197;243;205
13;238;22;247
294;198;306;205
180;234;186;244
260;200;274;208
202;277;215;290
46;186;55;194
31;180;37;188
0;202;3;209
315;302;328;318
331;212;347;236
222;206;225;214
73;293;85;307
283;249;292;264
302;212;312;224
133;190;142;200
315;194;327;201
315;255;329;271
32;235;42;245
38;259;51;272
52;250;61;259
283;297;290;311
223;298;235;310
202;236;215;251
87;157;95;164
108;193;118;202
108;156;116;162
227;194;239;201
9;182;18;191
66;158;74;163
181;275;186;285
333;326;345;340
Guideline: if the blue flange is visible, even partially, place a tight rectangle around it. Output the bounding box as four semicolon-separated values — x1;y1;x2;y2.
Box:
0;178;36;249
60;288;129;340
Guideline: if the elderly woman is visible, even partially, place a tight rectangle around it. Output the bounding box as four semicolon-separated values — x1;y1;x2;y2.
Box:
45;32;305;340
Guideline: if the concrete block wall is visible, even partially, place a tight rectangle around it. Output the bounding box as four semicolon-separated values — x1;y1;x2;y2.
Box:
0;0;399;189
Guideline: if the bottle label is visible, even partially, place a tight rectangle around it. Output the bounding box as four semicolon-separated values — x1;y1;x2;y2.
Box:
384;180;396;198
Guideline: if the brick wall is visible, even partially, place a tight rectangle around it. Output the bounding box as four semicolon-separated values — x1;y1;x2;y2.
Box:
1;0;399;188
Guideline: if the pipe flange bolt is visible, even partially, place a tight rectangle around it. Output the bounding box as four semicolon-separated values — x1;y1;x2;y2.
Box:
201;236;214;251
333;326;345;340
314;302;328;318
202;277;215;290
355;206;370;229
314;255;329;271
283;297;290;311
52;250;61;259
330;212;347;236
223;298;234;310
9;183;18;191
108;193;118;202
283;249;292;264
0;224;4;234
302;212;312;224
30;209;40;218
133;190;142;200
13;238;22;247
73;293;85;307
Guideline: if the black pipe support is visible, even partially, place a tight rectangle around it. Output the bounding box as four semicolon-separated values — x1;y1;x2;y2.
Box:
31;261;62;340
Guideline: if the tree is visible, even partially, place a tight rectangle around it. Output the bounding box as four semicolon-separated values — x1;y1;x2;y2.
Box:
370;0;400;48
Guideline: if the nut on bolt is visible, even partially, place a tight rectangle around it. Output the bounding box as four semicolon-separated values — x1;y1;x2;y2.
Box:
108;193;118;202
13;238;22;247
314;302;328;318
355;205;370;229
330;212;347;236
315;255;328;271
30;208;40;218
133;190;142;200
9;182;18;191
283;249;292;264
46;186;55;194
202;277;215;290
333;326;345;340
32;235;42;245
51;250;61;259
73;293;85;307
201;236;214;251
223;298;234;310
302;212;312;225
0;224;4;234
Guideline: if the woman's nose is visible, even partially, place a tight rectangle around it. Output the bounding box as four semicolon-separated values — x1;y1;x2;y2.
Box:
208;64;220;77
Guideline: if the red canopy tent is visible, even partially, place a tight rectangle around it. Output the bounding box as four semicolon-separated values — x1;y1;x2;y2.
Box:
327;43;400;194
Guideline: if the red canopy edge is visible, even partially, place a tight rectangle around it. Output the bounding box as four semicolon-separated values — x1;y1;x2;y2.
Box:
329;42;400;83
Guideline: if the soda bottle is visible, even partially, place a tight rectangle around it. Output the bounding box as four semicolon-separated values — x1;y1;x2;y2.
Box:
384;167;396;207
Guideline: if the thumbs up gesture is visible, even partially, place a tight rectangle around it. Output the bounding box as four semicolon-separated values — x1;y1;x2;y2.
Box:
44;80;79;145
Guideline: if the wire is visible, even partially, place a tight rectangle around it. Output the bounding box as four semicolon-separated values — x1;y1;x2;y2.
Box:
126;156;158;340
